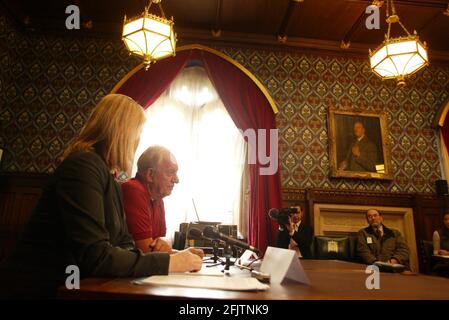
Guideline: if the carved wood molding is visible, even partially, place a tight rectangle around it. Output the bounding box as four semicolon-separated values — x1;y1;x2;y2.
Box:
282;188;446;212
282;187;441;200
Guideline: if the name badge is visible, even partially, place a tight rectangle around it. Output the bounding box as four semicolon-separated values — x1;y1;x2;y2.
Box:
367;237;373;244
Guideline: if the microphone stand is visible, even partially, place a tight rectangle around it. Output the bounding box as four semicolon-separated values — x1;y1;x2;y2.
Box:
205;242;236;272
222;243;235;273
204;240;224;265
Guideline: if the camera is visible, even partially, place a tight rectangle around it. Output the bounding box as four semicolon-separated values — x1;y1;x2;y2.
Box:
268;207;298;225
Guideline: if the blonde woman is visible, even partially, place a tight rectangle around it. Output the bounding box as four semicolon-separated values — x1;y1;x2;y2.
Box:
1;94;202;299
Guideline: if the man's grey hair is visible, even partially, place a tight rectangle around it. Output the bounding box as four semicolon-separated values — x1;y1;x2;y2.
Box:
137;145;173;174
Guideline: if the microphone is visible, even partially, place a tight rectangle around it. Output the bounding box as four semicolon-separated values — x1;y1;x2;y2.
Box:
188;228;223;243
203;226;259;253
188;228;204;240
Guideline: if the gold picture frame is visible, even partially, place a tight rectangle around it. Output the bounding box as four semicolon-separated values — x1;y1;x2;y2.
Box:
328;110;393;180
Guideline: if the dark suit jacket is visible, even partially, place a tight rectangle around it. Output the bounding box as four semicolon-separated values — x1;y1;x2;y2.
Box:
0;151;169;299
345;136;378;172
357;224;410;268
275;223;313;258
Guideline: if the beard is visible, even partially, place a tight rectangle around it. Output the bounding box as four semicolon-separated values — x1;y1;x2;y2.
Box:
370;222;381;228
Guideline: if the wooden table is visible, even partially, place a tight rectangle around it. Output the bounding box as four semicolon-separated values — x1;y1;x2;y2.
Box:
59;260;449;300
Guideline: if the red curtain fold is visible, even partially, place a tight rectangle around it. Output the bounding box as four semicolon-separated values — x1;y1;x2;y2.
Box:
117;51;192;108
198;51;283;253
116;48;283;253
442;112;449;152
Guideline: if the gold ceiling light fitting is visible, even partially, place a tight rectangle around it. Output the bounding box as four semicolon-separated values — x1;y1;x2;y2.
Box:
369;0;429;86
122;0;176;70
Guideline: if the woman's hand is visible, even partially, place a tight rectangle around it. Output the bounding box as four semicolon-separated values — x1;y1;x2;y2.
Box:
168;249;203;273
149;238;172;253
187;247;205;259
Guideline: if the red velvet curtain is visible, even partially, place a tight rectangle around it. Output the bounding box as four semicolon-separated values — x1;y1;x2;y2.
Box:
117;51;192;108
198;51;283;253
116;49;283;253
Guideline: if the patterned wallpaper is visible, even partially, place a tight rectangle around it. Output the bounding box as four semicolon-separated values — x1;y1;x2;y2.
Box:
1;12;448;194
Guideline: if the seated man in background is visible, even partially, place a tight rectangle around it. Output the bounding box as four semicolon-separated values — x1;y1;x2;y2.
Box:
432;211;449;277
122;146;179;254
357;209;410;268
275;206;313;258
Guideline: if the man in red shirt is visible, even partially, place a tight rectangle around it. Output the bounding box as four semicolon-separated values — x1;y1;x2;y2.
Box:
122;146;179;253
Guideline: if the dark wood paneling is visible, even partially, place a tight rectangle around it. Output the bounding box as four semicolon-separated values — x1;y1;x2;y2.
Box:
0;174;447;272
282;188;447;238
283;187;447;273
0;173;49;231
0;173;48;262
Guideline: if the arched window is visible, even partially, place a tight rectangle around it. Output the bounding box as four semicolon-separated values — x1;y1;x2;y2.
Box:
132;65;247;242
436;98;449;184
115;46;283;252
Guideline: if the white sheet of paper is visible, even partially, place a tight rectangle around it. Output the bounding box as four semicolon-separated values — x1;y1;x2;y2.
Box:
239;249;259;265
260;246;310;285
135;274;269;291
173;267;225;277
170;265;249;277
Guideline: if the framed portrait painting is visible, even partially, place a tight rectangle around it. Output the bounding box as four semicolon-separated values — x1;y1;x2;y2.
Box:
328;110;393;180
